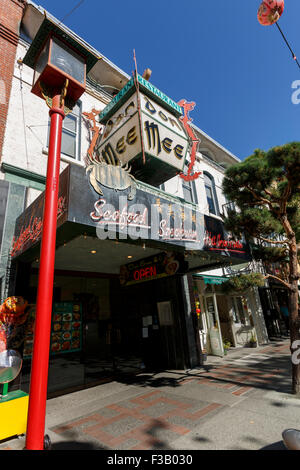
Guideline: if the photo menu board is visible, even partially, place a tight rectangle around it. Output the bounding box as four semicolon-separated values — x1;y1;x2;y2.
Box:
51;302;82;354
23;301;82;359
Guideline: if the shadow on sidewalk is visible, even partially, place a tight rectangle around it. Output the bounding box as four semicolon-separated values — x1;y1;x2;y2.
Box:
260;441;286;450
115;345;293;395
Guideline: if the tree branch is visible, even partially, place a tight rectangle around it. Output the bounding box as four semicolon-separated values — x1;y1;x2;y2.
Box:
245;185;271;206
263;188;280;201
245;185;279;214
264;273;291;290
257;236;290;246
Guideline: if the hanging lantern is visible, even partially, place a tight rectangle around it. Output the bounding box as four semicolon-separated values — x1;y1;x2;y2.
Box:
257;0;284;26
0;297;28;353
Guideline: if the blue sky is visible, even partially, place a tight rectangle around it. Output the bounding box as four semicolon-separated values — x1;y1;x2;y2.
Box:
35;0;300;160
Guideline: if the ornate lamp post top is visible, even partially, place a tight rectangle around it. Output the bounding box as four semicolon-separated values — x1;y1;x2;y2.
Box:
23;15;99;104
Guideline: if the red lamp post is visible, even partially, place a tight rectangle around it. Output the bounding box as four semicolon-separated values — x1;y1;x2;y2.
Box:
25;91;64;450
22;17;98;450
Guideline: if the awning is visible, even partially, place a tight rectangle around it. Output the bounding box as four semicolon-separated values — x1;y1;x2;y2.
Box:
11;164;251;266
194;274;227;285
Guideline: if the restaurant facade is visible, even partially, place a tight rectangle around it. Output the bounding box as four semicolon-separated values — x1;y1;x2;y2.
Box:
9;160;253;395
0;1;269;397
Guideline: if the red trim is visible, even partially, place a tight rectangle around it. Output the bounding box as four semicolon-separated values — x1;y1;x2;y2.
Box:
177;99;201;182
25;94;64;450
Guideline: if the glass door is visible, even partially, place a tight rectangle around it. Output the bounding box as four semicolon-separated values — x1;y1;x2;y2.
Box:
195;293;209;357
204;295;224;357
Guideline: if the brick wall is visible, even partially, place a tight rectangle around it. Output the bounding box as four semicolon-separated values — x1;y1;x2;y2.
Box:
0;0;26;162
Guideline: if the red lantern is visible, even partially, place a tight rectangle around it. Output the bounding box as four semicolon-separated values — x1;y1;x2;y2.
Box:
257;0;284;26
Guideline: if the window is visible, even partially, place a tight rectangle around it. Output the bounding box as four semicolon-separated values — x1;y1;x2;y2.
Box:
222;196;236;218
225;196;235;212
231;297;250;325
204;172;219;215
182;164;198;203
48;101;82;161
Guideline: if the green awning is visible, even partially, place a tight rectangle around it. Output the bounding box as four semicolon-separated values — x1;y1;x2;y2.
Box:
194;275;227;285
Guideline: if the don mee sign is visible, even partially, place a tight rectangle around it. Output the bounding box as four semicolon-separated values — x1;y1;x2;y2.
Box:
97;75;190;186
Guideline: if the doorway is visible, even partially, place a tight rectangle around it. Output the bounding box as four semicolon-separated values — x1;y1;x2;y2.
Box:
203;294;224;357
216;295;234;346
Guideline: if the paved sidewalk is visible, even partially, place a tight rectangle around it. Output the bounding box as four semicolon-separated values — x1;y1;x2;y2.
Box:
1;339;299;451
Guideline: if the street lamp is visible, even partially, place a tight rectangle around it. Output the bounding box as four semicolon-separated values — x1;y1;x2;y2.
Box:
31;32;86;103
22;16;98;450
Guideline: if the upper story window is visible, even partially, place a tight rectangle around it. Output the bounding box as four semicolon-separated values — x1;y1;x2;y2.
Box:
181;162;198;204
182;179;198;204
222;196;236;217
204;172;219;215
48;101;82;161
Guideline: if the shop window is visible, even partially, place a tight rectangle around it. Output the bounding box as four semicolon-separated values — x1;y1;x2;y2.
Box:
231;297;250;325
47;101;82;161
205;296;218;328
231;299;239;323
204;172;219;215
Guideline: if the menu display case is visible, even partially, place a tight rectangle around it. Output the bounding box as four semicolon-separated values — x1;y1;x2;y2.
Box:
23;302;82;359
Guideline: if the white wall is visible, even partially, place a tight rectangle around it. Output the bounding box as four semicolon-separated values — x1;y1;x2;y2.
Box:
1;41;109;208
163;154;228;215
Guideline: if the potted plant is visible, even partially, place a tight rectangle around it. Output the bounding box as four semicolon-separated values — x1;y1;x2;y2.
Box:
249;332;257;348
223;340;231;355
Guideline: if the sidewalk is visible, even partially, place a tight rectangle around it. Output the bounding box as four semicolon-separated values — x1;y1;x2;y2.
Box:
1;338;299;451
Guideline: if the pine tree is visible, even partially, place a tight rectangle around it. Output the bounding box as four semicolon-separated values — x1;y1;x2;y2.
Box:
222;142;300;394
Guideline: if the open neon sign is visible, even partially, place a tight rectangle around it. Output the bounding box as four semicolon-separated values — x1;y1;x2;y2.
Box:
133;265;157;281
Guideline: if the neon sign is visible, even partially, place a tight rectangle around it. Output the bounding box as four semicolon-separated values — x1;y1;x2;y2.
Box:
94;80;190;187
203;231;245;254
90;198;149;230
120;252;185;286
133;265;157;281
11;196;66;258
178;99;201;182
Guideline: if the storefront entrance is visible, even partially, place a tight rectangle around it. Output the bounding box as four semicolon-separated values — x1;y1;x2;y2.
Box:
113;275;186;372
9;163;251;396
18;266;188;397
193;275;260;357
258;286;289;338
202;294;224;356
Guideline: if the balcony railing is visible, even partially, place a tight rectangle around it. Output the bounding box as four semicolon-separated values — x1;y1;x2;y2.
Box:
221;201;236;219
